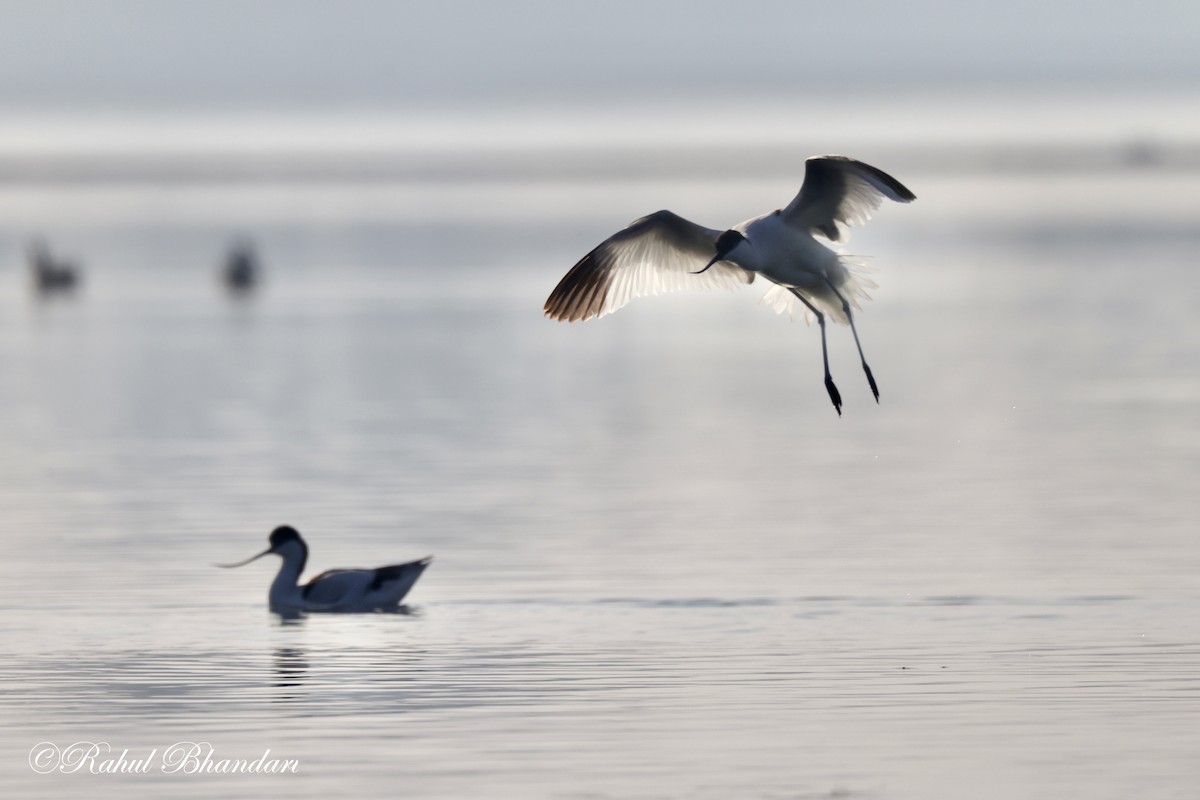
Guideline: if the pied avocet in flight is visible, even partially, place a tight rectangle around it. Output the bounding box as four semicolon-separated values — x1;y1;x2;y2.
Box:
544;155;915;415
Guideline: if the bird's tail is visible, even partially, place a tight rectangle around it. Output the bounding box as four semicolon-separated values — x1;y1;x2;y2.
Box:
759;255;877;325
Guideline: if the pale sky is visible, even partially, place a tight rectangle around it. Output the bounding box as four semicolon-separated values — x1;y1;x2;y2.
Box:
0;0;1197;111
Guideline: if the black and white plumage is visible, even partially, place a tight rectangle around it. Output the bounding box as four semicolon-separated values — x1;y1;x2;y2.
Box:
217;526;431;613
544;156;915;415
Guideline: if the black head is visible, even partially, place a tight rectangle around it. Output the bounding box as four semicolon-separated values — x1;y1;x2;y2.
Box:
215;525;305;570
714;229;747;259
696;229;747;274
269;525;302;549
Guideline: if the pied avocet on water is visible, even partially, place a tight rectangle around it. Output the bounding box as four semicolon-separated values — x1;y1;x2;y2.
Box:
218;525;431;613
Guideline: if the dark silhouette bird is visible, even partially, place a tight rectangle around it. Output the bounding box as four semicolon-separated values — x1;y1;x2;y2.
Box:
217;526;432;613
29;240;81;294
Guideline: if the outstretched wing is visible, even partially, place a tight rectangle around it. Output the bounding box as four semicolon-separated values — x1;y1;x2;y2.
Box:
781;156;916;243
544;209;754;322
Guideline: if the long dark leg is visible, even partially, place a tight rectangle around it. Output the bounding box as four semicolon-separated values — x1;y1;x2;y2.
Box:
823;281;879;403
789;289;841;416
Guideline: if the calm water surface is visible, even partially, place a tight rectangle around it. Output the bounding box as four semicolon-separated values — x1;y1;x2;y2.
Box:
0;140;1198;798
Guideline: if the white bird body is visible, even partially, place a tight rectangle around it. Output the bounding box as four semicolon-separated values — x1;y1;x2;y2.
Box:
544;155;915;414
219;526;431;613
725;211;850;316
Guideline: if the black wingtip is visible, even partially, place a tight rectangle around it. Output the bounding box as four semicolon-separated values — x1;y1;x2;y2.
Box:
813;155;916;203
860;160;916;203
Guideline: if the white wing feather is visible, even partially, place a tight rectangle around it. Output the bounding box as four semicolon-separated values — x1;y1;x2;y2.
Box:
781;156;916;244
545;210;753;322
760;256;879;324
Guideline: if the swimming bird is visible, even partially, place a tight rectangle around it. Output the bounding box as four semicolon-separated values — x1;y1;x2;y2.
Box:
221;238;259;294
543;155;915;415
217;525;431;613
28;240;81;294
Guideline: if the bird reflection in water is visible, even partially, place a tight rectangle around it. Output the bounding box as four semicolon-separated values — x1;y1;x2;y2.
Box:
272;648;308;700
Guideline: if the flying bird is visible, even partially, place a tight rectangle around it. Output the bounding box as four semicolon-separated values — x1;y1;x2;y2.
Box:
544;156;915;415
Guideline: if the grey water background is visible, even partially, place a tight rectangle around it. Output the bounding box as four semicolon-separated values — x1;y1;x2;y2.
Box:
2;1;1200;798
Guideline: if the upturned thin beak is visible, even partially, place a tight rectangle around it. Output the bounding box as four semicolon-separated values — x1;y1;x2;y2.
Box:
215;547;273;568
692;253;721;275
